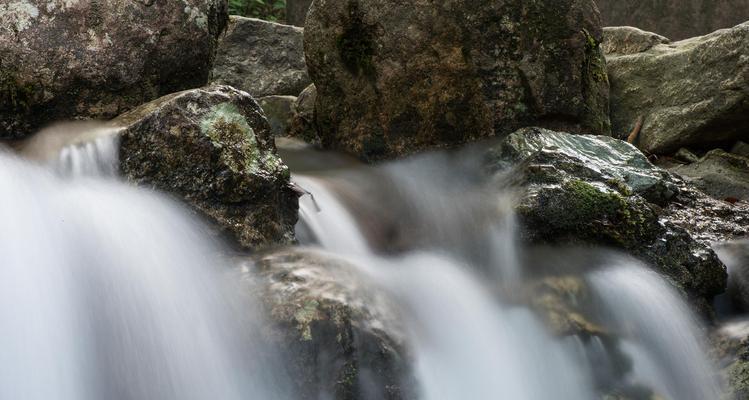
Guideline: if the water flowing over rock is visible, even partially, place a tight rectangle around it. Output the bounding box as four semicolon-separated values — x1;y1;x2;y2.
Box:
304;0;611;161
596;0;749;40
114;85;298;250
605;23;749;154
244;248;413;400
210;16;310;98
486;127;728;305
0;0;228;139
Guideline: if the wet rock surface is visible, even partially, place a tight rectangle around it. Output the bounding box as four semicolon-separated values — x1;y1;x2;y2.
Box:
672;150;749;202
114;85;297;250
0;0;228;139
605;23;749;154
486;128;732;303
245;248;413;400
596;0;749;40
305;0;610;162
211;16;310;98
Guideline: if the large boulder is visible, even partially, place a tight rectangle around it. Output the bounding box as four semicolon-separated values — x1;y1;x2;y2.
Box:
114;85;298;250
605;23;749;154
258;95;296;137
210;16;310;98
245;248;413;400
486;128;730;305
288;84;320;145
286;0;313;27
673;150;749;202
0;0;228;139
305;0;611;162
596;0;749;41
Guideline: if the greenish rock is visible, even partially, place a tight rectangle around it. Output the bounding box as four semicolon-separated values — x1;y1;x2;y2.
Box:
596;0;749;40
605;23;749;153
674;148;700;164
305;0;611;162
673;149;749;201
0;0;228;139
258;95;296;136
488;127;728;304
246;248;413;400
210;16;310;97
114;85;297;250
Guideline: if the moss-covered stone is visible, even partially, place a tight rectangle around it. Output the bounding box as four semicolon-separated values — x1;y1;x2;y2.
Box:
114;84;297;250
490;127;727;306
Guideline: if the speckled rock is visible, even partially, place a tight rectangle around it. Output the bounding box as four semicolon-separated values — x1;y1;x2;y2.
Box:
258;95;296;136
245;248;413;400
605;23;749;153
286;0;313;27
114;85;298;250
596;0;749;40
712;319;749;399
288;84;320;145
602;26;670;56
673;150;749;201
305;0;611;162
486;128;728;304
210;16;310;97
0;0;228;139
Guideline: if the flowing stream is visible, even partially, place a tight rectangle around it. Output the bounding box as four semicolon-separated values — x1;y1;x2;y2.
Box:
0;127;723;399
0;130;290;400
293;149;723;400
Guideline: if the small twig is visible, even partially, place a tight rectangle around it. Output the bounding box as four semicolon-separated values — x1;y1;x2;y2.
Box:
289;182;321;212
627;116;644;145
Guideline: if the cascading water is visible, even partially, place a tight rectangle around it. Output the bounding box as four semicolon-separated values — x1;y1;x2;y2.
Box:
0;128;291;400
293;148;723;400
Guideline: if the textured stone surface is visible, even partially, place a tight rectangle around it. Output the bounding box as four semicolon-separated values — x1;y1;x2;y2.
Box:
605;23;749;153
305;0;610;162
596;0;749;40
246;248;412;400
486;128;728;303
288;84;320;145
286;0;313;26
211;16;310;97
114;85;297;250
0;0;227;139
673;150;749;201
258;95;296;136
602;26;670;56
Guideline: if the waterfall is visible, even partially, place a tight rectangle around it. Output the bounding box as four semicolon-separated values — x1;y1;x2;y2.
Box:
0;131;291;399
293;149;723;400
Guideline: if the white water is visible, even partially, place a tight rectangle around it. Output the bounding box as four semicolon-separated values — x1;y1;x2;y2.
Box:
0;135;290;399
295;157;723;400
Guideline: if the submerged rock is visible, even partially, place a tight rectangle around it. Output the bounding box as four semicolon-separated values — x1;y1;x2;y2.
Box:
211;16;310;98
0;0;228;139
114;85;297;250
605;23;749;154
305;0;610;161
245;248;412;400
673;150;749;202
487;128;728;304
713;320;749;399
596;0;749;40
